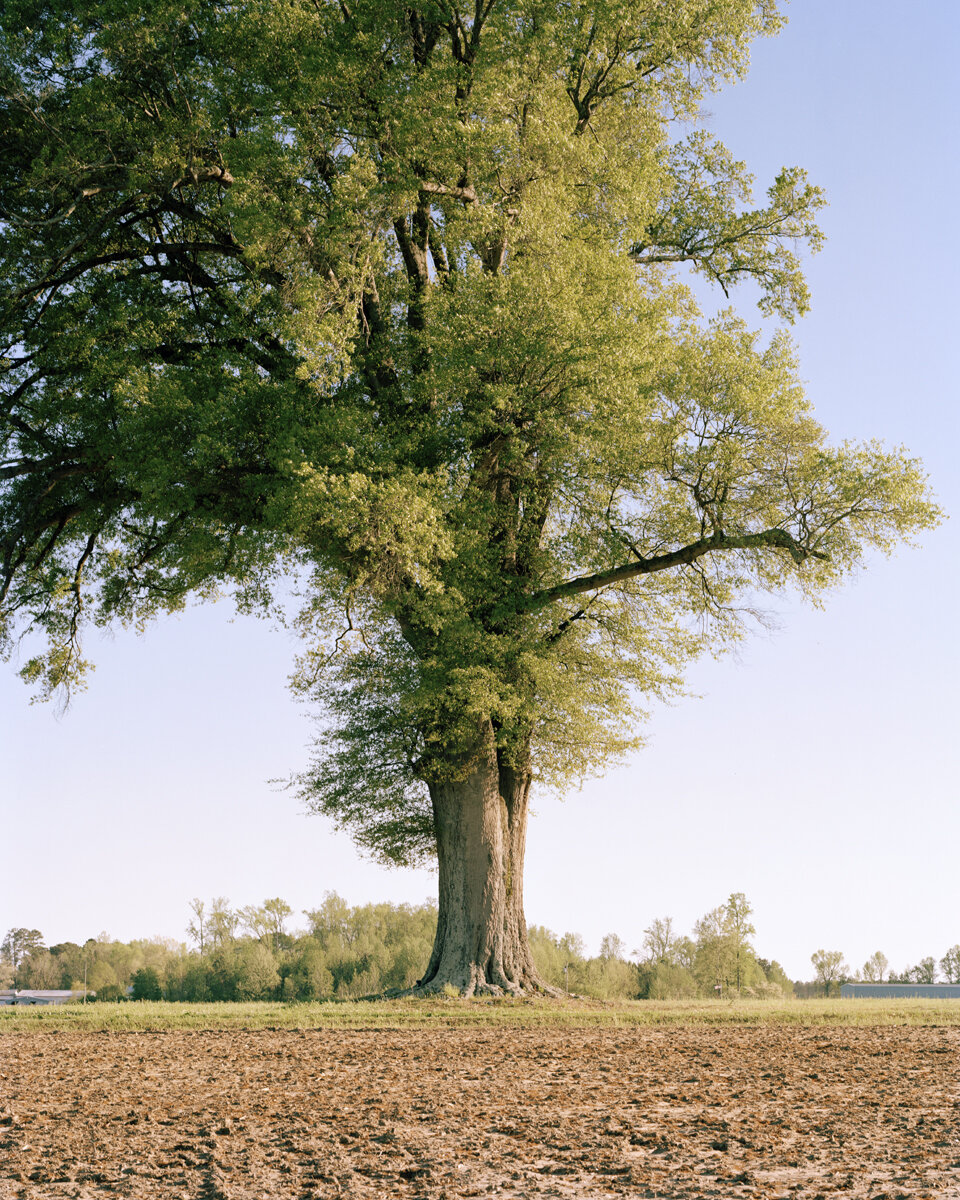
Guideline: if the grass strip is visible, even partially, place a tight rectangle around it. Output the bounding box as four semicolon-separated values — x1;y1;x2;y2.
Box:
2;996;960;1033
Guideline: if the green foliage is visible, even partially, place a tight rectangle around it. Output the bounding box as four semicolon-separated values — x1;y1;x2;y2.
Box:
940;947;960;986
893;956;939;985
692;899;762;997
860;951;889;984
810;949;847;996
636;961;698;1000
239;898;294;952
1;928;44;972
0;0;940;873
91;983;126;1003
637;895;777;1000
756;958;792;994
131;967;163;1001
641;917;679;964
529;926;637;999
19;950;61;990
303;892;438;995
165;959;212;1003
289;940;334;1001
235;941;281;1000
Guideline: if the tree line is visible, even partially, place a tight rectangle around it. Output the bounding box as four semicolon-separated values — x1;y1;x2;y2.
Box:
1;895;437;1002
803;947;960;997
7;893;950;1002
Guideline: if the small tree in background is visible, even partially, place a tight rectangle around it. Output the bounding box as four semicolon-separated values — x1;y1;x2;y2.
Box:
634;914;697;999
724;893;757;996
810;949;847;997
641;918;678;965
2;929;44;975
939;946;960;985
208;899;239;951
20;950;61;990
910;957;937;985
239;898;295;953
635;958;699;1000
187;899;207;957
756;957;792;996
599;933;626;961
693;907;733;997
290;941;335;1001
131;967;163;1001
236;943;281;1000
861;951;889;983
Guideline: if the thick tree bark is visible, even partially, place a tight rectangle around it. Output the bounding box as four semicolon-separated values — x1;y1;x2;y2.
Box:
416;720;551;995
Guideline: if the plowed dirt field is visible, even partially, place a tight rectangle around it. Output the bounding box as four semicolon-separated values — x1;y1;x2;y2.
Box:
2;1026;959;1198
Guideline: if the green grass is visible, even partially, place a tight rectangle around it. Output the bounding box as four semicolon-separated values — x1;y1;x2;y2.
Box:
2;996;960;1033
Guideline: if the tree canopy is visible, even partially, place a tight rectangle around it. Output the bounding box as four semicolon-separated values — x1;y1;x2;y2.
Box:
0;0;940;990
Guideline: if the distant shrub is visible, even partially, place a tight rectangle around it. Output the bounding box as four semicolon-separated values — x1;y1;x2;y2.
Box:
92;983;127;1003
131;967;163;1001
168;961;212;1002
636;962;698;1000
236;942;281;999
290;941;334;1000
745;981;784;1000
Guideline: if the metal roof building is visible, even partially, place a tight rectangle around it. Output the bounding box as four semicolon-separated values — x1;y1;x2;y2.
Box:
840;982;960;999
0;990;84;1006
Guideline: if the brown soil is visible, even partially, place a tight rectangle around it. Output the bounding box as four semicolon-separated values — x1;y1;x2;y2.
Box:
1;1026;959;1198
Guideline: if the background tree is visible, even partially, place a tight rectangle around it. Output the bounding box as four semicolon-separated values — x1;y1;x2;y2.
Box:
909;956;937;985
1;928;45;973
599;933;626;961
86;959;121;996
207;899;239;950
303;892;438;994
693;907;734;997
634;913;697;999
19;949;61;990
232;942;279;999
304;893;353;946
187;899;207;957
261;898;294;953
939;946;960;985
290;940;335;1001
674;937;698;974
861;951;889;983
131;966;163;1001
526;927;568;990
0;0;940;993
48;942;84;989
640;917;678;965
755;957;792;996
239;898;294;952
724;892;757;996
810;949;847;997
526;926;637;999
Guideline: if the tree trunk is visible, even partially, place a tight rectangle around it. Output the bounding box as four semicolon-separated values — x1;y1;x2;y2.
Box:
416;720;550;996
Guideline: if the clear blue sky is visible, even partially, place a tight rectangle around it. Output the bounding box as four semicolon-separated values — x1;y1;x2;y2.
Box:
2;0;957;980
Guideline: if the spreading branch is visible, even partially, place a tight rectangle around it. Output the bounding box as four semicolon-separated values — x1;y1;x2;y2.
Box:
525;528;828;613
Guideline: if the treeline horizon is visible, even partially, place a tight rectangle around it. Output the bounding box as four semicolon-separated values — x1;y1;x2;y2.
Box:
3;893;958;1002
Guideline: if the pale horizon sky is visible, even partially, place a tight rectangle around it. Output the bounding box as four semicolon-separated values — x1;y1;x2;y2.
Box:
3;0;958;982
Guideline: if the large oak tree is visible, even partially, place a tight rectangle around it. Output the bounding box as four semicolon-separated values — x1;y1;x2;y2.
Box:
1;0;939;992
